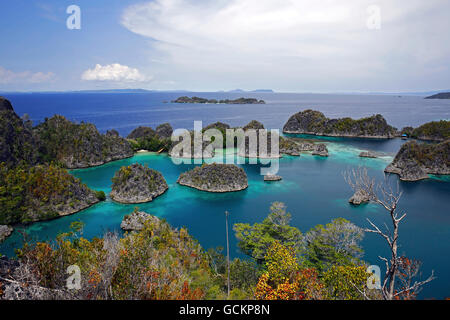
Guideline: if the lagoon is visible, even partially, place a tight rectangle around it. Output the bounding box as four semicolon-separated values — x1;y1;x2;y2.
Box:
1;92;449;298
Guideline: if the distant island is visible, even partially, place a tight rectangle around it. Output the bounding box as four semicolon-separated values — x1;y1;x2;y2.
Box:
425;92;450;99
172;96;265;104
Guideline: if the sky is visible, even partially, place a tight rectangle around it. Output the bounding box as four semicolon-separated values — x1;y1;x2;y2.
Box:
0;0;449;93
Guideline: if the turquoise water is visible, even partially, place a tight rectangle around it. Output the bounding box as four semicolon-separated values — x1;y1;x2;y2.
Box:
1;139;449;299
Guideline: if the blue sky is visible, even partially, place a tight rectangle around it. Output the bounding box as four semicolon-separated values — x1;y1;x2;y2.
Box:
1;0;449;92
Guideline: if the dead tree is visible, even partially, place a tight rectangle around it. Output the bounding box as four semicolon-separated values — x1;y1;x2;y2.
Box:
344;168;434;300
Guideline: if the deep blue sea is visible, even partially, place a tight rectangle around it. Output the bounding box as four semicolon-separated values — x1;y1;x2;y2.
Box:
1;92;449;299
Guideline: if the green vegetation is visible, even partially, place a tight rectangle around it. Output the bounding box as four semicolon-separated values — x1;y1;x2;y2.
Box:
0;99;37;166
127;125;173;152
1;202;429;300
95;190;106;201
0;163;102;225
177;163;248;192
409;120;450;141
33;115;133;168
128;136;172;152
395;140;449;168
285;110;397;137
233;202;303;262
110;163;168;203
14;220;216;299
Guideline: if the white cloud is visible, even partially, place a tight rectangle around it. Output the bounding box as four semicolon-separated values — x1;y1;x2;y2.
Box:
81;63;150;82
0;66;55;84
121;0;450;91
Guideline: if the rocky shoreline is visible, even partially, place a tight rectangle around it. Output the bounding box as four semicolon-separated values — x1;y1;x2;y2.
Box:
177;163;248;192
110;163;168;203
385;140;450;181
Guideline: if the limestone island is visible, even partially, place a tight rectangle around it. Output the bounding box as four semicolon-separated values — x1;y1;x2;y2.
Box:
177;163;248;192
280;136;329;157
359;151;377;158
425;92;450;99
283;109;397;138
385;140;450;181
400;120;449;142
33;115;134;169
121;210;161;232
0;97;106;229
110;163;168;203
349;189;371;205
172;96;265;104
264;175;282;181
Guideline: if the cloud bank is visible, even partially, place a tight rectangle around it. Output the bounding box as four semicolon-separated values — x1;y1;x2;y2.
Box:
0;66;55;84
121;0;450;91
81;63;150;82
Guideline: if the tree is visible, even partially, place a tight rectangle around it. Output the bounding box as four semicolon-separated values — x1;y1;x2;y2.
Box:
254;241;325;300
344;168;434;300
303;218;364;272
233;202;303;263
323;264;375;300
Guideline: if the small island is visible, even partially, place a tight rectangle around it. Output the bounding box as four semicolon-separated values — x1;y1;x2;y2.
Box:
385;140;450;181
359;151;377;158
110;163;168;203
280;137;328;157
283;110;397;138
264;175;282;181
349;189;371;205
172;96;265;104
425;92;450;99
177;163;248;192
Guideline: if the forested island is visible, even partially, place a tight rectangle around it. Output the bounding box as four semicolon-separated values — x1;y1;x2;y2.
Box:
110;163;168;203
177;163;248;192
172;96;265;104
283;110;398;138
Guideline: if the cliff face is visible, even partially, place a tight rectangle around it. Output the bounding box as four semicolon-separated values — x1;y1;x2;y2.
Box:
34;115;133;169
127;126;157;139
385;140;450;181
177;163;248;192
156;123;173;139
283;110;397;138
0;97;38;167
0;163;100;225
127;124;173;152
110;163;168;203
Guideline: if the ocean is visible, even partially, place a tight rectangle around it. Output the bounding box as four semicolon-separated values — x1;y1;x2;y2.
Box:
1;92;449;299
